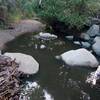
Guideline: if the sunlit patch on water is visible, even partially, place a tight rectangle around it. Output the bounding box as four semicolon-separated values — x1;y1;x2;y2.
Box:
67;78;80;89
43;90;54;100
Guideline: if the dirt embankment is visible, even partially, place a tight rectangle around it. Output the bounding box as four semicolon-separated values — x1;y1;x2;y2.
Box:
0;19;45;49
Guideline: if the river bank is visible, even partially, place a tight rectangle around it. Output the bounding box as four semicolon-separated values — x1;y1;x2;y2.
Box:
0;19;45;49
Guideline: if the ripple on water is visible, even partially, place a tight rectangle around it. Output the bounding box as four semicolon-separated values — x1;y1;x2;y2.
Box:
80;90;90;100
20;81;54;100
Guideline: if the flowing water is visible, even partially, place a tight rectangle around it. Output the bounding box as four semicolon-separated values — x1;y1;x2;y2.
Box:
4;34;100;100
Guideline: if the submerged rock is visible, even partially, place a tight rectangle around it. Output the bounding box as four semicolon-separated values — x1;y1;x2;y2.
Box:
34;32;57;40
65;36;74;40
80;33;90;41
4;53;39;74
61;48;99;68
92;36;100;56
86;24;100;37
81;42;91;48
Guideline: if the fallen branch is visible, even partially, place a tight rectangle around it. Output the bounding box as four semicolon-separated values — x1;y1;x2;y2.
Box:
0;55;23;100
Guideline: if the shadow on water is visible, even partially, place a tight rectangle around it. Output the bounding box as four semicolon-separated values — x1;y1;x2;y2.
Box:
3;34;100;100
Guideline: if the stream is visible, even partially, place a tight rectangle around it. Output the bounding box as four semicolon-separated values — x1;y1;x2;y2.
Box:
3;34;100;100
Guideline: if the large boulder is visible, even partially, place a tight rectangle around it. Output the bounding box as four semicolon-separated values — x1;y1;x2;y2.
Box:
4;53;39;75
86;24;100;37
92;36;100;56
61;48;99;68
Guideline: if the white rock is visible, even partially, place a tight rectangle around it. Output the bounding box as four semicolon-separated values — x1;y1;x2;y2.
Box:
61;48;99;68
92;43;100;56
4;53;39;74
39;32;57;39
86;24;100;37
40;44;46;49
92;36;100;56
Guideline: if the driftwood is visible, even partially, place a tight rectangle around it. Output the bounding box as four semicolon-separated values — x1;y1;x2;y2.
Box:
0;55;23;100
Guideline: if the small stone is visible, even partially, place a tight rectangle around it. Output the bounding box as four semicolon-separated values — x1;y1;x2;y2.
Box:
40;44;46;49
65;36;74;40
73;41;81;45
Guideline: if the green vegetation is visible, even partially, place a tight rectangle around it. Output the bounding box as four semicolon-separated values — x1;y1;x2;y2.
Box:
32;0;100;29
0;0;100;29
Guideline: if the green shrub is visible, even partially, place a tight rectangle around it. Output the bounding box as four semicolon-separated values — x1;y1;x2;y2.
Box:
0;0;100;29
32;0;100;29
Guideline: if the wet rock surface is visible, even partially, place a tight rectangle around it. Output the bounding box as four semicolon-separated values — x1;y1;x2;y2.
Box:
61;48;99;68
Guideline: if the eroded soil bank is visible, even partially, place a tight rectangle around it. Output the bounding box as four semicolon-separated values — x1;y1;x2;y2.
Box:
0;19;45;49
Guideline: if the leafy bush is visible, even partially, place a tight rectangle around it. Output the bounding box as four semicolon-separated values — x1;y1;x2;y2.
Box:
32;0;100;29
0;0;100;29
